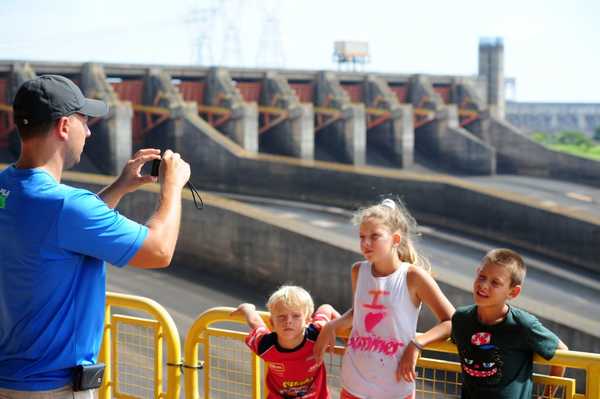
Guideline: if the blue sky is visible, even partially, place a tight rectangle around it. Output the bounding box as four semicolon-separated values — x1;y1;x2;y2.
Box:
1;0;599;103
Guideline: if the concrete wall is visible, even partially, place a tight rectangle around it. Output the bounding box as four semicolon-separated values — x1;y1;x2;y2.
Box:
60;171;600;353
484;116;600;186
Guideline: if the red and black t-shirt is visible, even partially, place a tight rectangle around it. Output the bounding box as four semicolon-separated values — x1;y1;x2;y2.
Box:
245;314;330;398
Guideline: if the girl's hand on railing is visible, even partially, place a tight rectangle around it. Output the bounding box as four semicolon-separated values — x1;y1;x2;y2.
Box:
313;322;336;365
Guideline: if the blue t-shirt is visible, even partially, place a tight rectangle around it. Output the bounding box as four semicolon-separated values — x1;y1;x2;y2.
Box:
0;166;148;390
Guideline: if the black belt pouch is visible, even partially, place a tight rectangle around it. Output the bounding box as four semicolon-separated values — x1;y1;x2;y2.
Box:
73;363;105;391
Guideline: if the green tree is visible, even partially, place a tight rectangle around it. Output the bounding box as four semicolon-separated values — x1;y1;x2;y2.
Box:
556;131;592;148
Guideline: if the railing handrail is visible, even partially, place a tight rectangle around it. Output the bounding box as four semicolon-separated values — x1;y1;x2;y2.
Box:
183;306;600;399
101;291;182;399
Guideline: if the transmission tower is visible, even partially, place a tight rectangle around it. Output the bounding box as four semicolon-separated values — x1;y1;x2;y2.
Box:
256;1;285;68
185;0;220;65
219;0;243;67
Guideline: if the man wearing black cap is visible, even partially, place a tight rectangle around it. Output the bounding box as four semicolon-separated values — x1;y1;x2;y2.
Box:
0;75;190;397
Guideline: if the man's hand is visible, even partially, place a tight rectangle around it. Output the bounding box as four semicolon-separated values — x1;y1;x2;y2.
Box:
115;148;162;193
159;149;191;189
98;149;161;208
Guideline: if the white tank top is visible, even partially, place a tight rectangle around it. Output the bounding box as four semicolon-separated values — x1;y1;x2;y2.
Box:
341;261;420;398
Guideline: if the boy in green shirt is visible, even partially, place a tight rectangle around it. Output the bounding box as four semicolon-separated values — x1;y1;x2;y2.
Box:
451;248;568;398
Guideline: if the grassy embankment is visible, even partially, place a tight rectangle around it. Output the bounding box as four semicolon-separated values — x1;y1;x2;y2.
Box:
532;131;600;161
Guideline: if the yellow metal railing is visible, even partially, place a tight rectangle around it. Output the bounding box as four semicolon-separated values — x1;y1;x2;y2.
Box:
100;292;182;399
182;307;600;399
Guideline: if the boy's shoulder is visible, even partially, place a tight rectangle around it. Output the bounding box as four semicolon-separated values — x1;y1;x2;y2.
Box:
507;306;543;330
452;304;477;322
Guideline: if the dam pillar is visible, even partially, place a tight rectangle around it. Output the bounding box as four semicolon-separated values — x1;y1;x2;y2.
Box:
205;67;258;152
260;71;314;159
80;63;132;175
364;75;414;167
409;75;495;174
315;71;366;165
141;68;196;153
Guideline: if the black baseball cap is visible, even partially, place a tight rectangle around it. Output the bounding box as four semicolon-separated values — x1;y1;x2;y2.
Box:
13;75;108;125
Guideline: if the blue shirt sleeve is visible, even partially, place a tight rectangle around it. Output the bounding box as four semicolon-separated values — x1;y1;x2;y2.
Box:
57;188;148;267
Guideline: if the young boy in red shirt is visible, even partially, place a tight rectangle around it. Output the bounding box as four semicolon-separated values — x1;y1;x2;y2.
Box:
232;285;340;398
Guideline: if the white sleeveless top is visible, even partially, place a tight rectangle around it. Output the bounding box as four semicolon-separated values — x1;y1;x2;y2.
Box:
341;261;420;398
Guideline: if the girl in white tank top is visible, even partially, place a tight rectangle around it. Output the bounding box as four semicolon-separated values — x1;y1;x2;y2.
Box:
314;199;455;399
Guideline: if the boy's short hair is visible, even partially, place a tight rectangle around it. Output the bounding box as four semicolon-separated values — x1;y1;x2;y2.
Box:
267;285;314;318
482;248;526;286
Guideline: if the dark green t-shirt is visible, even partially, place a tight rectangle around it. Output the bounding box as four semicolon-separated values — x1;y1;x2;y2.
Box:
451;305;559;399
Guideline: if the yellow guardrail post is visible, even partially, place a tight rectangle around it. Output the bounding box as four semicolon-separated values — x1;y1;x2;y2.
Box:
101;292;182;399
98;303;112;399
184;306;270;399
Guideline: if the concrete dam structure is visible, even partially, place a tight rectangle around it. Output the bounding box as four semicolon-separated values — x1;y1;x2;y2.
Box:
3;46;600;186
1;58;600;267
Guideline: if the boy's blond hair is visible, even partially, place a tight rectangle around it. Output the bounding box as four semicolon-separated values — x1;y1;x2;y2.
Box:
482;248;526;286
267;285;314;318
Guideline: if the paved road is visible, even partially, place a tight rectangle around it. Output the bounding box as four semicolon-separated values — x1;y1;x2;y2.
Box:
465;174;600;216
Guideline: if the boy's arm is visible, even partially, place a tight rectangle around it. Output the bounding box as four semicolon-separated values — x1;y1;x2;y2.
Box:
539;339;568;399
230;303;266;330
549;339;568;377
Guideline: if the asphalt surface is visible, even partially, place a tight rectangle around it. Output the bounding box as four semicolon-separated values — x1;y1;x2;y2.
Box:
465;175;600;216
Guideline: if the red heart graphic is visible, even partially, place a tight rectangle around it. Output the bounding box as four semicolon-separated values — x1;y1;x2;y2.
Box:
364;312;386;333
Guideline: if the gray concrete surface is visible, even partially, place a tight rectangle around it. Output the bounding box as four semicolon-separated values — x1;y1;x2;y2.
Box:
260;71;314;159
315;71;366;164
205;67;258;152
409;75;496;175
364;75;414;168
80;63;132;175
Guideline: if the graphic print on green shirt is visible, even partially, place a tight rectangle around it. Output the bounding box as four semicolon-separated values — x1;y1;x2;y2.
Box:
451;305;559;399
